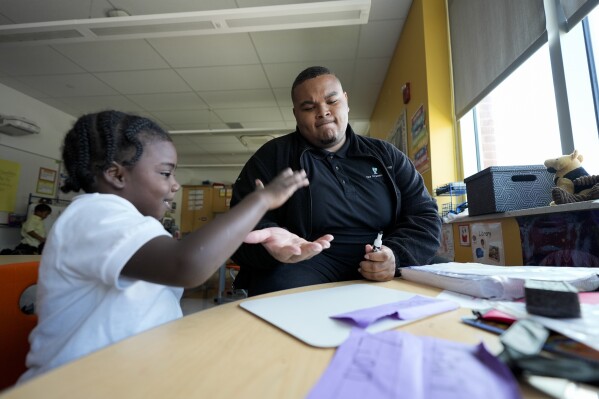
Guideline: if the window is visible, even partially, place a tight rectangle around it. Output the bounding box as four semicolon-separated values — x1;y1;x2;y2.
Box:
459;44;562;179
459;5;599;179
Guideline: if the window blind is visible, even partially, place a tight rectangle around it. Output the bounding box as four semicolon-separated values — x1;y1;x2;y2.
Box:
562;0;599;29
448;0;547;119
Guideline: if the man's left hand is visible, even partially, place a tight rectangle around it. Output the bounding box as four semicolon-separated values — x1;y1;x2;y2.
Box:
359;245;395;281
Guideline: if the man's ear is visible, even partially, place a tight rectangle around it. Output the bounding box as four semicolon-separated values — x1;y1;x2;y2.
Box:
103;162;126;189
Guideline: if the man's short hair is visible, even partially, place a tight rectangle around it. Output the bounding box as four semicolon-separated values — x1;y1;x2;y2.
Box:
34;203;52;214
291;66;335;100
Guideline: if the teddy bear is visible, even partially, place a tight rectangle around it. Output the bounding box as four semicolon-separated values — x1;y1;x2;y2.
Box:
544;150;597;204
552;175;599;204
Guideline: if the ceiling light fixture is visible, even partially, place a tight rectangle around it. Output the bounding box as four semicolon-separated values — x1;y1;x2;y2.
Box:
0;0;370;46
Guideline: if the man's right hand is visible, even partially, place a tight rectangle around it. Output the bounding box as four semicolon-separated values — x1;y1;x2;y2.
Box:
243;227;333;263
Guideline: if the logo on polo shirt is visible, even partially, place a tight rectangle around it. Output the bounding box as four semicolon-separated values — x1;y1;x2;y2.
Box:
366;166;383;179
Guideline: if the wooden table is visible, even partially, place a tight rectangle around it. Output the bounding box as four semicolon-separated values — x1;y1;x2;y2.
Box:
0;279;548;398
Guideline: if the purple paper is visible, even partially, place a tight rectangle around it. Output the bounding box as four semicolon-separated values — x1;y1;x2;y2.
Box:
306;329;521;399
331;295;459;328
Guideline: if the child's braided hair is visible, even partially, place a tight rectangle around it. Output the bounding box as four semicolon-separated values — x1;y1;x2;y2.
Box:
61;110;171;193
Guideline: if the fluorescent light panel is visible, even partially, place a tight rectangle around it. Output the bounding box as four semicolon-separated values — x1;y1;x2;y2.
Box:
0;0;370;45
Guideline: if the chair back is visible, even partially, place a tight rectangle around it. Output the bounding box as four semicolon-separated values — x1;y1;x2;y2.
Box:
0;261;39;391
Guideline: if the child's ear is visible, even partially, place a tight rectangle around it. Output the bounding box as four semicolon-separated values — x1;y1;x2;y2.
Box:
103;162;126;189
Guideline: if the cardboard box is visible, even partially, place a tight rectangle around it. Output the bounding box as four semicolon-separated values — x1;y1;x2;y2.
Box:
464;165;554;216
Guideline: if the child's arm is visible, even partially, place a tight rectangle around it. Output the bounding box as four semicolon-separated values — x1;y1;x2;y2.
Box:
121;168;311;288
25;230;46;244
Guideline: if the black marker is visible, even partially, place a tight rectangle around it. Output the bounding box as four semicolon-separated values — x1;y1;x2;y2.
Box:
373;231;383;252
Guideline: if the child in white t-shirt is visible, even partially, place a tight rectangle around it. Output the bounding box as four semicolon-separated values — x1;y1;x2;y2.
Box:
19;110;329;383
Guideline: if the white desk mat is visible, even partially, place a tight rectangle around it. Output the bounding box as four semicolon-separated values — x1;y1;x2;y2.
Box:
240;284;437;348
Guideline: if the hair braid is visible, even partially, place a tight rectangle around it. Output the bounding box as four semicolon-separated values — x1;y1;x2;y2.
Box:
99;111;119;170
60;110;171;194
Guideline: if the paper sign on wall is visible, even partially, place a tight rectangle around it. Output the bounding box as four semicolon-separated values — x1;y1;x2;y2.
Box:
458;224;470;246
470;223;505;265
437;224;455;261
0;159;21;212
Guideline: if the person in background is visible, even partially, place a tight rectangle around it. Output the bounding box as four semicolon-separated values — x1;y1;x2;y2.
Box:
231;66;442;296
19;110;313;383
15;203;52;254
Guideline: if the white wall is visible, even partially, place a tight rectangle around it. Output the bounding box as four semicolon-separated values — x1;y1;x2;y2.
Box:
0;82;75;250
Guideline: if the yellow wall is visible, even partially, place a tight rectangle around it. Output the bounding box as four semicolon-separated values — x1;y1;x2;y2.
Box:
370;0;456;198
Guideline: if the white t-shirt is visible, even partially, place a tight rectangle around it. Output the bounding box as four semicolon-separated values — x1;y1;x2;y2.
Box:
19;193;183;383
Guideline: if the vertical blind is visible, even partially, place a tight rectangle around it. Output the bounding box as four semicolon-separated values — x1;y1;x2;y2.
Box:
448;0;547;119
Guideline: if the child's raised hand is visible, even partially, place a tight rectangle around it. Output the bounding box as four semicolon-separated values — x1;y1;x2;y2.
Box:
255;168;308;210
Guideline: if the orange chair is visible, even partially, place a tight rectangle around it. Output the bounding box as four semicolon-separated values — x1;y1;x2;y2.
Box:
0;261;39;391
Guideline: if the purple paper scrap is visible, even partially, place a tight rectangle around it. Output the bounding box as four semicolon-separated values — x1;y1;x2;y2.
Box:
306;329;521;399
331;295;459;328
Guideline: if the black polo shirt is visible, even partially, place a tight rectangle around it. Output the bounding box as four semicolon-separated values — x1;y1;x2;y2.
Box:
303;137;393;244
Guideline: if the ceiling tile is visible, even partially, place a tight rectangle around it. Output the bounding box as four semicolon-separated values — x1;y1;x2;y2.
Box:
353;58;391;88
37;97;80;117
127;92;208;111
170;135;208;154
199;89;277;109
263;61;354;88
188;135;248;153
95;69;192;94
0;46;84;76
56;95;145;115
15;74;117;97
239;121;293;131
150;108;224;126
369;0;411;22
358;20;403;58
272;87;292;108
148;34;260;68
0;77;51;99
251;26;360;63
166;122;230;131
177;65;269;91
0;0;113;22
214;107;284;124
0;0;410;168
54;40;170;72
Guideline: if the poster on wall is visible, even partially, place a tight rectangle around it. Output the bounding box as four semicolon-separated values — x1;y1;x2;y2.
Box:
436;223;455;261
458;224;470;246
410;105;430;174
470;222;505;265
387;108;408;154
36;167;57;195
0;158;21;212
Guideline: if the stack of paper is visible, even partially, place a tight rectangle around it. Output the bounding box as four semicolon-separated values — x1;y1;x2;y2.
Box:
401;263;599;300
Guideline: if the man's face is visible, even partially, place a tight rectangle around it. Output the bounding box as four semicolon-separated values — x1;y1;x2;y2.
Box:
292;74;349;152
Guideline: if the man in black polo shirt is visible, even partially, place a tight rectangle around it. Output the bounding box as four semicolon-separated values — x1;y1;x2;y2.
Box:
231;66;442;296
